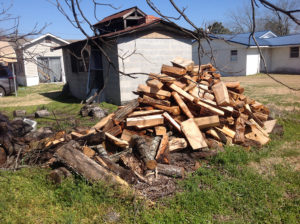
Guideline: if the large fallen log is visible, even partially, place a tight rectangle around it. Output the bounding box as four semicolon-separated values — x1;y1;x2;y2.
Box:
55;141;129;186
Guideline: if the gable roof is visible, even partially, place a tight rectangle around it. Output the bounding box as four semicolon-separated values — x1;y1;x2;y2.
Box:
22;33;69;48
93;6;146;26
213;31;300;47
55;15;194;50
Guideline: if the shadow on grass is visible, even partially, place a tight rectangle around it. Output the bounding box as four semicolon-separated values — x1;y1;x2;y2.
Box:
39;91;82;104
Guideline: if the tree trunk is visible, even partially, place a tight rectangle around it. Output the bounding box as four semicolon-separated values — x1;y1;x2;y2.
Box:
55;140;129;186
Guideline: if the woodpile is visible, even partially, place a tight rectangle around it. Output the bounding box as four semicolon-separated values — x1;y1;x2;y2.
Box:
0;57;281;199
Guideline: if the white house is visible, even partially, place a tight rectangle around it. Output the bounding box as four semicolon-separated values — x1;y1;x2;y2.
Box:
15;33;70;86
57;7;194;105
193;31;300;76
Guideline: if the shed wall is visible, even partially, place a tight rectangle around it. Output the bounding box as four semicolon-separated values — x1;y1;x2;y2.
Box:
117;34;192;103
62;49;89;100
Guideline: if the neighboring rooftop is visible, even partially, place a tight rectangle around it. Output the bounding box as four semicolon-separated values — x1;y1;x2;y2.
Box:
213;31;300;47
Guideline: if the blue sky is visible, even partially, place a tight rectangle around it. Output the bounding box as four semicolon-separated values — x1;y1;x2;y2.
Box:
3;0;250;40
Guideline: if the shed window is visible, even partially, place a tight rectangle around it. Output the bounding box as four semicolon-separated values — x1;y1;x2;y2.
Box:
230;50;238;62
290;47;299;58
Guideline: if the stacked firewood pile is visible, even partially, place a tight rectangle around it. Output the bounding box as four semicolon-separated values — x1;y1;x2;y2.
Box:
0;57;280;199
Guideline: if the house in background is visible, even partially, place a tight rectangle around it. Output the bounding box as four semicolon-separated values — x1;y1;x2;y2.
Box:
57;6;194;105
193;31;300;76
15;33;70;86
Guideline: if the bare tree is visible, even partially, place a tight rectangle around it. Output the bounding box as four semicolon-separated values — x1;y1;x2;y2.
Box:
229;0;299;35
49;0;300;98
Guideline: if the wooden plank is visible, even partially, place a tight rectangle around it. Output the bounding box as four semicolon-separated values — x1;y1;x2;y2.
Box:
149;73;176;82
82;146;96;158
195;100;225;116
253;112;268;122
155;126;167;136
225;81;240;89
173;81;187;89
264;120;277;134
229;86;244;94
194;115;220;129
91;113;114;132
152;104;181;116
105;132;129;148
146;79;163;89
184;75;209;91
126;114;164;127
162;112;181;132
171;56;194;71
114;99;139;123
189;86;204;99
106;125;122;137
121;129;135;142
169;83;194;102
245;125;270;145
137;84;171;97
245;104;264;127
128;109;163;117
138;95;171;107
184;82;197;92
212;82;230;106
71;131;83;139
215;126;236;138
234;117;245;143
120;129;146;142
249;119;269;137
161;64;186;76
155;134;169;163
203;92;215;101
172;91;194;118
181;118;208;150
169;138;187;152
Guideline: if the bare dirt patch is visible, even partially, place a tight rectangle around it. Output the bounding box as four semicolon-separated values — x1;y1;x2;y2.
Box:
249;156;300;176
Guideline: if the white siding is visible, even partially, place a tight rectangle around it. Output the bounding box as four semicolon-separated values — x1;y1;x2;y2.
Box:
193;39;248;76
22;37;66;86
269;46;300;73
117;34;192;103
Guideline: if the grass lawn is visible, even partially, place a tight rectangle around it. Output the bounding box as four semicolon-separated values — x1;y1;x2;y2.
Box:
0;75;300;223
0;83;118;131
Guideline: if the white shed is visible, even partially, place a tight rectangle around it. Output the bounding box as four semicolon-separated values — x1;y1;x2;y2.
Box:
15;33;70;86
57;7;193;105
193;31;300;76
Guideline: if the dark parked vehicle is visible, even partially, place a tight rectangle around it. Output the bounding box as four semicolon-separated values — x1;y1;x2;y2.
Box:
0;65;17;97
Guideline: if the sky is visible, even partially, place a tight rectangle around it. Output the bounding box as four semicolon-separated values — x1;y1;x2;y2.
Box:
2;0;250;40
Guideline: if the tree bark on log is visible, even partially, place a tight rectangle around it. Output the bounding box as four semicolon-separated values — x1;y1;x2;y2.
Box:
120;153;144;175
156;163;185;178
78;131;105;145
131;135;157;170
95;156;137;184
234;117;245;143
113;99;139;123
55;140;129;186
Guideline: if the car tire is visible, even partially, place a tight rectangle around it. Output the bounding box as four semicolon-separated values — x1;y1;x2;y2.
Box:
0;87;5;97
